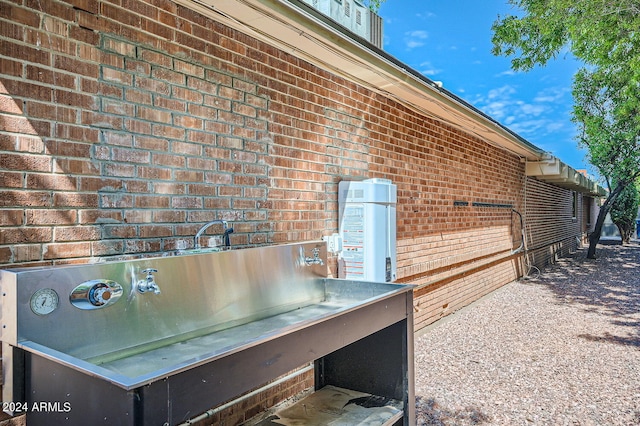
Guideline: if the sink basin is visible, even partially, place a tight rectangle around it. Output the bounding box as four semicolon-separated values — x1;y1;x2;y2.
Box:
18;278;412;389
1;241;415;425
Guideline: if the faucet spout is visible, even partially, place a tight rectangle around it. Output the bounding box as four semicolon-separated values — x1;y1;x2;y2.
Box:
194;220;228;249
137;268;161;294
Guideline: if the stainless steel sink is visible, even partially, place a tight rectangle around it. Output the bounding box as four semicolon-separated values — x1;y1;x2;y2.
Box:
57;279;409;389
1;241;415;425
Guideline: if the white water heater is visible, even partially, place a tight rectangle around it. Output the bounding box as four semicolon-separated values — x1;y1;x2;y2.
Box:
338;178;397;282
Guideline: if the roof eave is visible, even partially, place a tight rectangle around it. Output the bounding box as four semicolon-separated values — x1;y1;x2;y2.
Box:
178;0;604;195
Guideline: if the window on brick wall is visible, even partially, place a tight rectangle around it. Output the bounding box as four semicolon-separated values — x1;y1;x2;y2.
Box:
572;191;578;220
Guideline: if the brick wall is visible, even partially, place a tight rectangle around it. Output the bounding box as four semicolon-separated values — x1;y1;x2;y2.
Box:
187;365;314;426
0;0;586;421
523;177;581;268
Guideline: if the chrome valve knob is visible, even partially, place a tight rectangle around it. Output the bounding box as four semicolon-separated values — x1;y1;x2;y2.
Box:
89;283;112;306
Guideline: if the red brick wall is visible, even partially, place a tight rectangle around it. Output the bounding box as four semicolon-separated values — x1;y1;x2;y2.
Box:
523;177;581;268
0;0;585;421
0;0;535;265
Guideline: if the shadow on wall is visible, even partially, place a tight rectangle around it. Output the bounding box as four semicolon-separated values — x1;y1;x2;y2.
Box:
532;242;640;348
415;396;491;425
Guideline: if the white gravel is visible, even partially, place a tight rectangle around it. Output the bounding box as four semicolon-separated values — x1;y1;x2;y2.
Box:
414;241;640;425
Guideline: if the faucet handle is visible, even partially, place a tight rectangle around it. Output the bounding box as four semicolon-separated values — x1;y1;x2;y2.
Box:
138;268;160;294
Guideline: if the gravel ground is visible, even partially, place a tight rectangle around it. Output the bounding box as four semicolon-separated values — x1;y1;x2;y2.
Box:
414;241;640;425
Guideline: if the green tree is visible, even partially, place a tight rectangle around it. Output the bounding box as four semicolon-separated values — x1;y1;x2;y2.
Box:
491;0;640;73
572;67;640;256
610;180;639;244
363;0;386;13
491;0;640;258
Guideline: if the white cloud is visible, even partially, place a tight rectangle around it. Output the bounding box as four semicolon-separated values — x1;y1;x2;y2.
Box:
404;30;429;49
416;11;436;19
419;61;442;76
486;85;516;101
495;70;516;77
471;84;568;139
533;86;571;103
520;103;546;116
508;119;549;135
483;101;509;120
545;121;565;132
406;30;428;38
406;40;425;49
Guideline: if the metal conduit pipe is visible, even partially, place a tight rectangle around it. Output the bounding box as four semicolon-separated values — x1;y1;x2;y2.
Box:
180;364;315;425
511;208;525;254
512;203;541;279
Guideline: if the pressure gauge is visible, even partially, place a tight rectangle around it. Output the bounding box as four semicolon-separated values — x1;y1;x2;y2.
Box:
30;288;59;316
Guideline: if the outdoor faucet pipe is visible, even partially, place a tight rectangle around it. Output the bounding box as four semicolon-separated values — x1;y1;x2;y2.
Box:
137;268;161;294
194;220;228;249
223;227;234;248
511;209;525;254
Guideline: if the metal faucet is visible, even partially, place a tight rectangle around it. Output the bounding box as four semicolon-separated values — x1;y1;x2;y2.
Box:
194;220;230;249
137;268;161;294
304;247;324;266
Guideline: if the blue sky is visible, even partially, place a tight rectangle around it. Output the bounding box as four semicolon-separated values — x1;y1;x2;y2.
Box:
377;0;591;172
